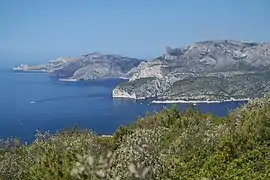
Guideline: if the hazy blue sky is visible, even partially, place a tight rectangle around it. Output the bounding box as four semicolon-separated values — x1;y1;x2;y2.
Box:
1;0;270;67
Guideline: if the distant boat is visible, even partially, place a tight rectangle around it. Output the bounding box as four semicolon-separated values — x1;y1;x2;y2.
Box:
30;101;36;104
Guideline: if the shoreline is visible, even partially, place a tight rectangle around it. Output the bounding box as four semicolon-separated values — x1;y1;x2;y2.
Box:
152;98;250;104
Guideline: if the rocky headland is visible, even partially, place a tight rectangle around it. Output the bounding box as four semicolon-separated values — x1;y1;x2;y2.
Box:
113;40;270;101
13;57;79;73
52;52;144;80
14;53;145;81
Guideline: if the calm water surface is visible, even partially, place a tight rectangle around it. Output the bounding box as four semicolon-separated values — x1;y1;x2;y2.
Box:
0;70;246;142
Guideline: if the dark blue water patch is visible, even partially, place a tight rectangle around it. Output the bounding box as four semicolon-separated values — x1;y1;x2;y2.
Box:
0;70;248;143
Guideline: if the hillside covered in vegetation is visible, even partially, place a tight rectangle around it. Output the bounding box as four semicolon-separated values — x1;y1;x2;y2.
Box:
1;95;270;179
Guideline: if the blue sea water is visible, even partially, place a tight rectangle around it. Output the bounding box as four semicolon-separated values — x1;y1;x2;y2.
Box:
0;70;247;143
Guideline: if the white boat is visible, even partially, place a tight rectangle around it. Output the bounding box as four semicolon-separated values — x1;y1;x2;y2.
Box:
30;101;36;104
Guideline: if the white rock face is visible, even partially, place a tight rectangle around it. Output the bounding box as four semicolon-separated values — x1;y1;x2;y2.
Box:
129;61;165;81
112;87;137;99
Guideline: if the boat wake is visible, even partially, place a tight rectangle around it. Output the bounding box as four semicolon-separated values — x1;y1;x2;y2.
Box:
29;93;107;104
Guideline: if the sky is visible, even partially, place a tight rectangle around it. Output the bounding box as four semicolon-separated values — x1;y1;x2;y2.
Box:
1;0;270;67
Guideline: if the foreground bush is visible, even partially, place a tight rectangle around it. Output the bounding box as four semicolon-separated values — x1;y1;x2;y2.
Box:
1;95;270;179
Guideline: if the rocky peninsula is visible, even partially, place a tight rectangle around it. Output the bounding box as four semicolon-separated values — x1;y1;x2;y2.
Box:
13;57;79;73
14;53;145;81
113;40;270;101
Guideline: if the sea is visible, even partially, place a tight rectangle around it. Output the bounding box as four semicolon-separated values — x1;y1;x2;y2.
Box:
0;70;247;143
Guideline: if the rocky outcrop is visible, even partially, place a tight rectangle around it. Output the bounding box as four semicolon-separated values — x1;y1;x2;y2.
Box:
50;52;144;80
112;88;137;99
113;40;270;100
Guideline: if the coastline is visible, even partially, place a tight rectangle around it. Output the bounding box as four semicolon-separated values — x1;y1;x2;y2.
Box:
152;98;250;104
111;91;251;103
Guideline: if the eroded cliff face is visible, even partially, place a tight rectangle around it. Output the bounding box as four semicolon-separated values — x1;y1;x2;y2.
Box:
112;88;137;99
113;40;270;100
128;61;167;81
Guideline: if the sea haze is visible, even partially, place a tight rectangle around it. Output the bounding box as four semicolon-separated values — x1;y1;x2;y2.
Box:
0;70;247;143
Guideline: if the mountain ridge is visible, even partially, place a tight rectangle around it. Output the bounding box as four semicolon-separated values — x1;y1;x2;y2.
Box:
113;40;270;100
13;52;145;81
